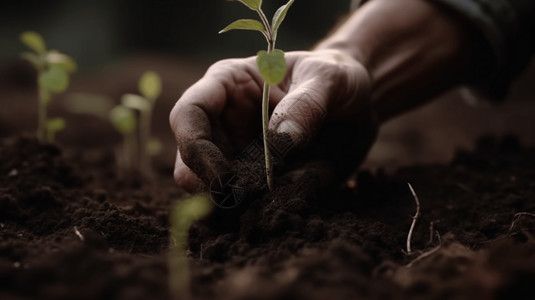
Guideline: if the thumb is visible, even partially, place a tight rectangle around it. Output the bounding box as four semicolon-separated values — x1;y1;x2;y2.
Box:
268;79;329;156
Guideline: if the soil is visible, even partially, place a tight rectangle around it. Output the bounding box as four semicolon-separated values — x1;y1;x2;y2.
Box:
1;58;535;300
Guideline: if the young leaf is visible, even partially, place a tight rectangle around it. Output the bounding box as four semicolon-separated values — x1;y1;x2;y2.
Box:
256;49;287;85
227;0;262;11
138;71;162;101
272;0;295;40
109;105;137;134
219;19;266;35
20;31;46;54
121;94;150;112
39;65;69;93
46;51;77;73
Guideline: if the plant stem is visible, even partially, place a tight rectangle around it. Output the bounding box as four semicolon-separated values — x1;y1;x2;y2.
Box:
262;82;272;191
262;38;276;191
125;131;137;179
140;109;152;178
257;10;272;38
37;77;46;142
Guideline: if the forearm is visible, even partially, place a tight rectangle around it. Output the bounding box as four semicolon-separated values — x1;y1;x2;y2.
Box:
315;0;475;123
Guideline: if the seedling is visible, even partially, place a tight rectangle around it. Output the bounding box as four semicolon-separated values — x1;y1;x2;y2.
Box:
220;0;295;190
122;71;163;177
109;105;138;176
20;31;76;142
169;194;212;300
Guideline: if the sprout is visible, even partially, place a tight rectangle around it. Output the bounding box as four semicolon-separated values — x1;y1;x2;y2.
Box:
220;0;295;190
20;31;76;142
169;194;213;300
122;71;163;178
109;105;138;176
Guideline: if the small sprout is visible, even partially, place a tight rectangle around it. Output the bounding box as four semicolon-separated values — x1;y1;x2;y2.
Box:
20;31;76;142
121;71;163;178
169;194;213;300
109;105;138;177
221;0;295;190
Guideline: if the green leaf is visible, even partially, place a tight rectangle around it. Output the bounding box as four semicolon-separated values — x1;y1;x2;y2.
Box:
256;49;287;85
272;0;295;41
219;19;266;35
227;0;262;11
146;138;162;156
46;51;77;73
39;65;69;93
138;71;162;101
46;117;66;142
122;94;151;112
20;31;46;54
109;105;137;134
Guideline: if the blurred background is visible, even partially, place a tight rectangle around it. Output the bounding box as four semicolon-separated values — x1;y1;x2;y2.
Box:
0;0;534;173
0;0;351;68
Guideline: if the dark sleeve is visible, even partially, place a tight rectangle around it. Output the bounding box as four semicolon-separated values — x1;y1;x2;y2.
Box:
430;0;535;99
351;0;535;99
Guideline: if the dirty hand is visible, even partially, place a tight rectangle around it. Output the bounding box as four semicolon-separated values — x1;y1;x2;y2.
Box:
170;49;376;192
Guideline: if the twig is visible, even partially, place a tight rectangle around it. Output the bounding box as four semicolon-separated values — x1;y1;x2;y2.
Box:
73;226;85;242
406;183;421;255
508;212;535;232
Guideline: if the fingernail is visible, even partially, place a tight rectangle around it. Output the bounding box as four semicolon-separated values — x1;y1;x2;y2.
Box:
276;120;303;136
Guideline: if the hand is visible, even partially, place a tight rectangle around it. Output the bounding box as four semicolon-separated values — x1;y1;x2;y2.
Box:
170;49;377;192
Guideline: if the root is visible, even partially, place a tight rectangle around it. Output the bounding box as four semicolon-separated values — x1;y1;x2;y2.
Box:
406;183;421;256
508;212;535;233
406;244;441;268
427;221;440;245
73;226;85;242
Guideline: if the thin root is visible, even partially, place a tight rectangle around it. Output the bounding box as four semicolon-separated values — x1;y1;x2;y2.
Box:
406;183;421;255
508;212;535;233
406;245;441;268
73;226;85;242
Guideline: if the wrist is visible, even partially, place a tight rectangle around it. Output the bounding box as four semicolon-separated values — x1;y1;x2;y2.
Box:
317;0;474;123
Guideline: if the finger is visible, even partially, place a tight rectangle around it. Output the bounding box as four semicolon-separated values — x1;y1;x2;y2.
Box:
173;149;202;192
170;79;231;187
268;78;329;155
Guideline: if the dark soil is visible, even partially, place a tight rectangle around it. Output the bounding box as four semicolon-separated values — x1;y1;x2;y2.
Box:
1;59;535;300
1;133;535;300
